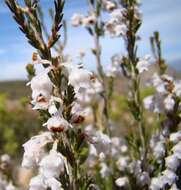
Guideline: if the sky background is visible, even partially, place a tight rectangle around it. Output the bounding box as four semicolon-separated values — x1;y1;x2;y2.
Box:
0;0;181;80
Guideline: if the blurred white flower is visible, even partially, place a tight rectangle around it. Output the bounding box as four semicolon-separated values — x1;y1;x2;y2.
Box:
93;131;111;157
171;183;179;190
82;13;96;26
162;169;177;186
71;13;83;27
68;66;92;91
100;163;110;178
150;73;166;94
165;155;179;171
172;141;181;159
1;154;11;164
136;55;151;73
114;24;127;37
173;80;181;96
39;150;65;179
77;48;86;59
22;132;53;168
137;172;150;187
153;141;166;160
116;156;129;172
5;183;16;190
144;95;154;111
150;177;164;190
170;131;181;144
164;95;175;111
29;175;46;190
115;177;129;187
144;95;164;113
107;54;122;77
45;178;63;190
129;160;142;176
103;0;116;11
105;8;127;37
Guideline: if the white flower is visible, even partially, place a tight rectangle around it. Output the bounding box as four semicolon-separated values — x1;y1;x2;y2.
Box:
77;48;85;59
28;68;53;110
107;54;122;77
22;132;53;168
45;178;63;190
1;154;11;163
172;142;181;159
114;24;127;37
86;144;97;168
104;0;116;11
68;67;92;91
93;131;111;156
144;95;164;113
100;163;110;178
111;137;128;157
165;155;179;171
151;73;166;94
76;79;103;106
116;156;129;172
29;175;46;190
111;9;124;21
136;55;151;73
129;160;141;176
105;8;127;37
144;96;154;111
162;169;177;185
43;116;69;132
150;177;163;190
82;13;96;26
71;13;83;27
115;177;129;187
6;183;16;190
173;80;181;96
153;141;166;159
170;183;179;190
164;95;175;111
137;172;150;187
170;131;181;144
39;150;64;178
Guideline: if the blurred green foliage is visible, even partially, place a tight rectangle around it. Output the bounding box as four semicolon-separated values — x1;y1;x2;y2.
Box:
0;93;40;157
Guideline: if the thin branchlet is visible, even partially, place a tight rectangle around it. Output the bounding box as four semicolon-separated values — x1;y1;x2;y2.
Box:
5;0;64;62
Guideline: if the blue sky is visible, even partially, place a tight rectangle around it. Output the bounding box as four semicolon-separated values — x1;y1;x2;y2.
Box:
0;0;181;80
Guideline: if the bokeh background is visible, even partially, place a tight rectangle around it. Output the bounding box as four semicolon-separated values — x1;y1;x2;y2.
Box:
0;0;181;80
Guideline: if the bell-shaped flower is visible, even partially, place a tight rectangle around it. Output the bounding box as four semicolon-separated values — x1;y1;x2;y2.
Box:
115;177;129;188
71;13;83;27
68;66;92;92
164;95;175;111
45;178;63;190
170;131;181;144
82;13;96;26
22;132;53;168
39;150;65;179
28;68;53;110
43;116;70;132
29;175;46;190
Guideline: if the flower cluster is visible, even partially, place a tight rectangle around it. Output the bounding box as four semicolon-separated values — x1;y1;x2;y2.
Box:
144;73;181;114
150;131;181;190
